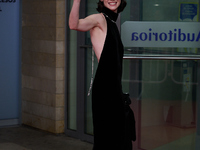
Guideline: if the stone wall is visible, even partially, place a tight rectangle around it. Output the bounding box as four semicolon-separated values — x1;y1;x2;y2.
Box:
22;0;66;133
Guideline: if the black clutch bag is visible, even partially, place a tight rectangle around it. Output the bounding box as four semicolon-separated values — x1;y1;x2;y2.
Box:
123;93;136;141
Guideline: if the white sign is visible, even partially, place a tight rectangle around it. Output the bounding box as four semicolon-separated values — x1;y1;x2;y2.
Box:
121;21;200;48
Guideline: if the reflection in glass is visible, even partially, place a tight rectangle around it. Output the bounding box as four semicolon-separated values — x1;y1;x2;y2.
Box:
122;59;198;150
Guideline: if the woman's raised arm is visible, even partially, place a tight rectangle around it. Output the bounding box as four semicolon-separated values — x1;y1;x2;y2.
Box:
69;0;99;32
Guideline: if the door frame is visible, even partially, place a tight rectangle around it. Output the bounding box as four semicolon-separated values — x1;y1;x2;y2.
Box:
65;0;200;149
65;0;93;142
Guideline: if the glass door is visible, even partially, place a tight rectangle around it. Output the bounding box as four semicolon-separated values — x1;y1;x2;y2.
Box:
67;0;200;149
66;0;97;142
85;0;98;137
121;0;200;149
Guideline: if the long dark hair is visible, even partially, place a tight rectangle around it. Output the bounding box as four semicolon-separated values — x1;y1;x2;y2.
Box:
96;0;127;13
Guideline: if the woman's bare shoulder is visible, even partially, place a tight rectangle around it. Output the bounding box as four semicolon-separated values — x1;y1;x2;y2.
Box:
87;13;106;25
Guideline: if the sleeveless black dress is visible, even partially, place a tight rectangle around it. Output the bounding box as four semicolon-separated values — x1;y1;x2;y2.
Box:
92;8;132;150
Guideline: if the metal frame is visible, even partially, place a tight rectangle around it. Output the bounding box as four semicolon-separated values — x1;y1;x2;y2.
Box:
19;0;22;126
65;0;79;139
124;54;200;60
197;2;200;148
196;62;200;149
65;0;93;143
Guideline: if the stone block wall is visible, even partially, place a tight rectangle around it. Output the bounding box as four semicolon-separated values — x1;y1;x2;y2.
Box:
22;0;66;133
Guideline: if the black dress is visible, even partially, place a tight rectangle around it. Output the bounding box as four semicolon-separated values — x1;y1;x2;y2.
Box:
92;7;132;150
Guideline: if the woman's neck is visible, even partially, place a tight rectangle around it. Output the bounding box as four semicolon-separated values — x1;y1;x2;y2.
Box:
101;7;119;22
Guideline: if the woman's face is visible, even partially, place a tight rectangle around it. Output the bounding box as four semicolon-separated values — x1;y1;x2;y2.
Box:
101;0;121;13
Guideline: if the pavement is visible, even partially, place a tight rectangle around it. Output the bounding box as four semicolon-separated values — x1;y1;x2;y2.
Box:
0;125;93;150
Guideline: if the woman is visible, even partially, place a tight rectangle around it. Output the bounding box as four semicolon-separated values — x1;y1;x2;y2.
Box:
69;0;131;149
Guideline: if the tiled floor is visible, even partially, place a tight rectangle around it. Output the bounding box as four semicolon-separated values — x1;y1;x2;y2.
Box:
140;125;196;150
0;126;93;150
